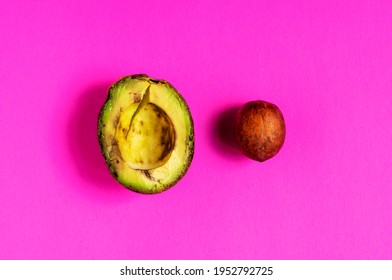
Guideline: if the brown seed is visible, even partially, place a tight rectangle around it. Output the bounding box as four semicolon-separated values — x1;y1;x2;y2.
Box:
235;100;285;162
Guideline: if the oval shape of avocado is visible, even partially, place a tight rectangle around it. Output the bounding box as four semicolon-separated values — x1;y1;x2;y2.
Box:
98;74;194;194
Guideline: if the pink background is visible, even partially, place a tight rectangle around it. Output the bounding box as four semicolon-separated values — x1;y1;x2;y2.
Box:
1;0;391;259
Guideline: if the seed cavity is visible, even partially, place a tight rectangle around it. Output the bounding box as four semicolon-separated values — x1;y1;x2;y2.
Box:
115;86;176;170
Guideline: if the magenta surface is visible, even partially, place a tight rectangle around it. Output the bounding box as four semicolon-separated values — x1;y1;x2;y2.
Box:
1;0;391;259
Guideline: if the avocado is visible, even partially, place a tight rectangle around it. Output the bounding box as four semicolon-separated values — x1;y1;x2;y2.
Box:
98;74;194;194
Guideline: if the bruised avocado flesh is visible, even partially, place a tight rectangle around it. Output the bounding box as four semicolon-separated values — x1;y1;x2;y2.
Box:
98;75;194;194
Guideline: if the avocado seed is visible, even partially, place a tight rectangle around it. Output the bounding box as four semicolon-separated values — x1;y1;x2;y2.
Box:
235;100;285;162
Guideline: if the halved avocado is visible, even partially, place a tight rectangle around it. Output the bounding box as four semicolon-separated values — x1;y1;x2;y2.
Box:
98;74;194;194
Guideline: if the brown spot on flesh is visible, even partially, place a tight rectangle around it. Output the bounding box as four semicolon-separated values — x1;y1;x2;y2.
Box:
111;138;118;146
140;121;144;126
141;170;157;181
132;93;141;103
109;138;125;162
113;115;120;128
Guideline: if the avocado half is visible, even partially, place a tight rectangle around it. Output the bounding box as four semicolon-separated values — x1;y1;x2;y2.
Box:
98;74;194;194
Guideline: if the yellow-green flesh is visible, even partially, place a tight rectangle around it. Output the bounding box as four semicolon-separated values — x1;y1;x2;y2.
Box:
99;76;193;193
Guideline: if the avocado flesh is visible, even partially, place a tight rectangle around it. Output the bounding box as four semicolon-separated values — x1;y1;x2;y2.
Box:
98;75;194;194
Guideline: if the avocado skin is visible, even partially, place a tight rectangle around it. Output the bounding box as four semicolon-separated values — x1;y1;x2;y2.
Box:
97;74;194;194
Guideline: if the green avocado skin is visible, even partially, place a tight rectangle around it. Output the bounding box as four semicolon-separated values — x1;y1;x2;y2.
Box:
97;74;194;194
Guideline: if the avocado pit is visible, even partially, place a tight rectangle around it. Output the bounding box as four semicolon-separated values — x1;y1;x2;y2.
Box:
235;100;285;162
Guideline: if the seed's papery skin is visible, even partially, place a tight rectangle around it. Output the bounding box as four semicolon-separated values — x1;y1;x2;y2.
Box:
235;101;286;162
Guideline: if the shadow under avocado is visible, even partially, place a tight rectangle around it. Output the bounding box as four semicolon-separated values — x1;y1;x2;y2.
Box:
211;106;245;159
67;83;124;191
